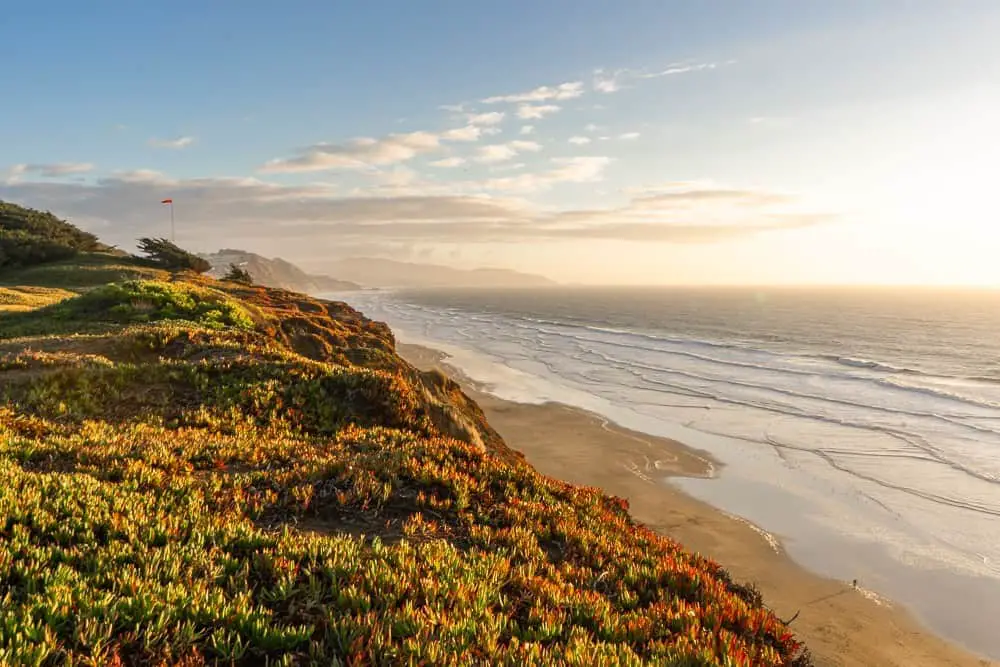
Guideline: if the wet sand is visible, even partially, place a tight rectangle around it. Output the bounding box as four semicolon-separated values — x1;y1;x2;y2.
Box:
400;342;995;667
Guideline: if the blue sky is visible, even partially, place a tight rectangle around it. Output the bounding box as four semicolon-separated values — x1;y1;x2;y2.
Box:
3;1;1000;284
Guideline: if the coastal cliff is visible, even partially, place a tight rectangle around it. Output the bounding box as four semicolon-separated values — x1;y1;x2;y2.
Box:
200;249;361;294
0;224;809;664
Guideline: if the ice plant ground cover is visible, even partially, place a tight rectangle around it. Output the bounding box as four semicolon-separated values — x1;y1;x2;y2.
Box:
0;252;812;665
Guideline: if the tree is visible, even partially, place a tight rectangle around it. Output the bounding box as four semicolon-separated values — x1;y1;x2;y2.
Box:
137;237;212;273
223;263;254;285
0;201;102;251
0;229;78;269
0;200;107;270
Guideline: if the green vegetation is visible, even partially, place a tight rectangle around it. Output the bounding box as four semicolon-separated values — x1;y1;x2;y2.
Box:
0;252;169;293
0;201;106;270
0;200;169;292
62;280;257;329
0;281;258;340
0;286;75;313
137;237;212;274
0;218;811;665
223;263;254;285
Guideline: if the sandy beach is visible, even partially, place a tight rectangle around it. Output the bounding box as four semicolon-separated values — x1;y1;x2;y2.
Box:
400;342;995;667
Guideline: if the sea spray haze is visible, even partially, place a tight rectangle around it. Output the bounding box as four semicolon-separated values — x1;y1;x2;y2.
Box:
342;285;1000;660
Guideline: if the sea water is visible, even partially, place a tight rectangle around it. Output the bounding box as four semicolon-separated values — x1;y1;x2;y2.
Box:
332;286;1000;659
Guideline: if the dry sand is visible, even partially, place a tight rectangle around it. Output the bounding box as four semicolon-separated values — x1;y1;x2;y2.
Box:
400;342;996;667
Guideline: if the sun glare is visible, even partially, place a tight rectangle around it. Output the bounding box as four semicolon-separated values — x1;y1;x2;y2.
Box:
859;93;1000;284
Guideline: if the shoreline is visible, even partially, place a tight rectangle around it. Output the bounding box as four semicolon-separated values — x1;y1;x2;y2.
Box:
400;342;995;667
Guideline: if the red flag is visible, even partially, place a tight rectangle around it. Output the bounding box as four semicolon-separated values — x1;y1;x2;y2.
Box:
161;199;173;204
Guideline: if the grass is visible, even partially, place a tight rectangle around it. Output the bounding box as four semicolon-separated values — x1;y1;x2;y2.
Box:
0;280;260;340
0;261;811;665
58;280;259;329
0;286;76;313
0;252;169;292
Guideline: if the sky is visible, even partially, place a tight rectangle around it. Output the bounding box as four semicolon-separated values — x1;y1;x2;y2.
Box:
2;1;1000;286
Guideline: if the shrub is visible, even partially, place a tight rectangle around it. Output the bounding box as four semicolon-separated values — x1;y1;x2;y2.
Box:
223;263;254;285
0;281;257;339
0;229;78;269
137;237;212;273
0;200;101;251
68;280;257;329
0;201;105;270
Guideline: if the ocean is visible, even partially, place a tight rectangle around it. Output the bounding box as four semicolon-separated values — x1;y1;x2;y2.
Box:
334;286;1000;659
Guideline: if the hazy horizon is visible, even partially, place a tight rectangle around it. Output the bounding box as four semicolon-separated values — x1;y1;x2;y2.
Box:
3;2;999;286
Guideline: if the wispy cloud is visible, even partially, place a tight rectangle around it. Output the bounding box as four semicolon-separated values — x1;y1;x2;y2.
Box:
474;145;517;164
480;156;611;192
594;79;619;93
7;162;95;179
640;62;720;79
259;110;513;174
474;140;542;164
261;124;495;173
429;157;467;168
482;81;584;104
592;69;621;94
441;125;484;142
591;60;725;94
370;167;419;188
517;104;561;120
509;140;541;152
467;111;505;126
2;165;23;183
622;183;797;207
489;162;526;173
4;58;828;265
148;136;195;149
261;132;440;173
0;172;830;254
543;184;825;241
112;169;169;183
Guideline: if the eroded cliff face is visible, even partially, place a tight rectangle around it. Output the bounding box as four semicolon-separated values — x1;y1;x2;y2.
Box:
0;272;807;665
221;283;514;461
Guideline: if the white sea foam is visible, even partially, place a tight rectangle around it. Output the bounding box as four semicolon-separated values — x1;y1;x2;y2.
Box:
334;289;1000;660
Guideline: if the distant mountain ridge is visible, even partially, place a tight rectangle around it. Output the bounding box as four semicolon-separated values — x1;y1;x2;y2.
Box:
323;257;557;288
201;249;360;293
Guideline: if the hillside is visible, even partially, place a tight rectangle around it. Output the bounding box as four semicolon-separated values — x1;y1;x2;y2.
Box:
323;257;557;288
0;222;808;664
0;201;110;270
202;249;360;293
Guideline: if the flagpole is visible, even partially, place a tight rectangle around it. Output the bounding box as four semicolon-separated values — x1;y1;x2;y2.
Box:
161;198;175;241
